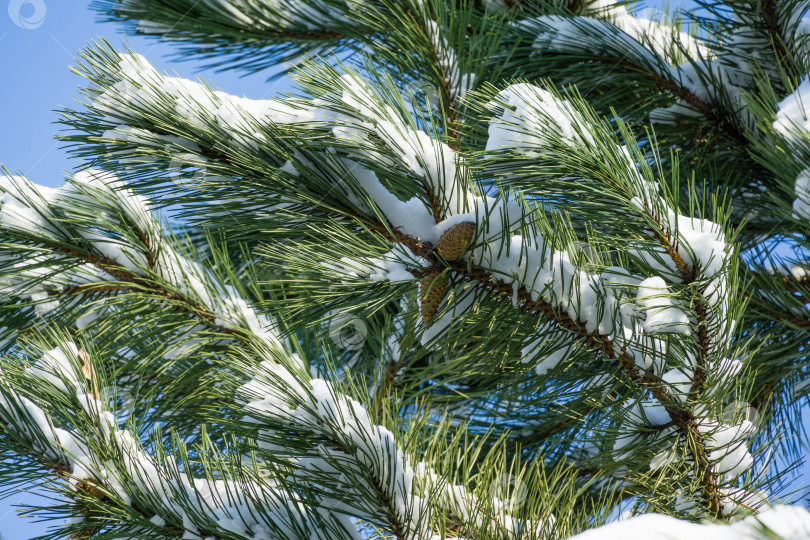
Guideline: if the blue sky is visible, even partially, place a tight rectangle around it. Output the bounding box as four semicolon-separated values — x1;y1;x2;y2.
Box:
0;1;294;190
0;1;805;539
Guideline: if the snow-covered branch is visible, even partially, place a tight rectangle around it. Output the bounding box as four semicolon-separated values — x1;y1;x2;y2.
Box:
0;170;284;358
238;355;546;539
0;339;356;539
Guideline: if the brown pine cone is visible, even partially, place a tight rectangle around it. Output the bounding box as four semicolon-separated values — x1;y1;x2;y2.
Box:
419;271;449;326
436;222;475;261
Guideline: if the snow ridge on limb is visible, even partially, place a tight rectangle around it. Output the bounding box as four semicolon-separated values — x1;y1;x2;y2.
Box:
91;52;317;150
476;83;754;515
0;170;284;356
520;0;707;65
0;338;358;539
73;49;473;244
237;346;544;539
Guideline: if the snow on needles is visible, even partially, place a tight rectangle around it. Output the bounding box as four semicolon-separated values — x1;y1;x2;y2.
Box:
519;2;752;128
96;53;317;152
325;244;431;283
238;359;544;539
486;83;594;153
793;169;810;221
520;1;707;76
0;170;283;352
322;73;467;234
568;504;810;540
239;359;431;539
774;78;810;142
422;20;476;102
93;55;468;246
478;83;751;491
0;342;350;540
636;277;690;334
131;0;368;33
649;60;752;127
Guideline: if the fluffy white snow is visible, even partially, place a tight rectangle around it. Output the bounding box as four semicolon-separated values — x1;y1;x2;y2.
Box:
324;73;468;223
239;356;547;539
92;54;481;248
568;504;810;539
697;417;755;479
520;0;707;78
95;55;475;246
95;53;317;148
649;60;751;126
326;245;431;282
238;359;431;539
415;460;554;537
792;169;810;221
479;84;747;491
591;0;708;60
486;83;595;153
635;276;690;334
422;20;476;102
774;79;810;141
523;336;579;377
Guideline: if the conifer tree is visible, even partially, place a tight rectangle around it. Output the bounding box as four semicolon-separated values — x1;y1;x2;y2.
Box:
4;0;810;537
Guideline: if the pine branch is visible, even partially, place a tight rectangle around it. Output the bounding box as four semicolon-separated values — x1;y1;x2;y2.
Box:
398;239;723;516
10;4;808;534
762;0;803;85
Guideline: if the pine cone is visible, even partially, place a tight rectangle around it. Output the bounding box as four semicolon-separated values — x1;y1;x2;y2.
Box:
436;221;475;261
419;271;449;327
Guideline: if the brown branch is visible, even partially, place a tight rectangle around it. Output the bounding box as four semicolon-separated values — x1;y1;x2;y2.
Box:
628;209;720;511
691;297;710;399
0;426;219;539
749;294;810;333
352;193;725;515
411;14;464;221
369;468;406;540
574;54;749;147
322;435;407;540
762;0;802;85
